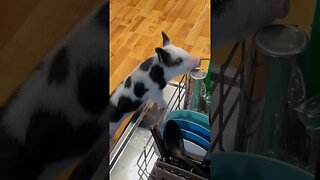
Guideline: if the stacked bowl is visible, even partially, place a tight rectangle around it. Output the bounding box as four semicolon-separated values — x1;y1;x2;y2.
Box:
161;109;211;160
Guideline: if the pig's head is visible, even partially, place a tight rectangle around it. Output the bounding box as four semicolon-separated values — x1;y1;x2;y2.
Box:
155;32;200;79
213;0;290;46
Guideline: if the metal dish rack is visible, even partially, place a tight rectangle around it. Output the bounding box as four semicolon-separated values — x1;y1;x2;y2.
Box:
136;74;190;180
136;41;247;180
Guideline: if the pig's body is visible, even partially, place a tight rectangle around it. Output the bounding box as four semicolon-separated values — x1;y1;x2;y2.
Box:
109;32;200;143
213;0;290;46
0;4;107;180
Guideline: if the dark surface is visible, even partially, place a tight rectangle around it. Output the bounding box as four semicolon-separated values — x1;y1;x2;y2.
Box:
315;150;320;180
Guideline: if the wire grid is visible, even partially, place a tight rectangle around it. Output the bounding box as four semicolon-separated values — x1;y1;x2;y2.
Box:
136;41;247;179
210;41;246;152
136;75;188;180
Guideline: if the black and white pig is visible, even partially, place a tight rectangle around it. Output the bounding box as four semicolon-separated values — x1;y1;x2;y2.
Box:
0;3;108;180
109;32;200;144
212;0;290;47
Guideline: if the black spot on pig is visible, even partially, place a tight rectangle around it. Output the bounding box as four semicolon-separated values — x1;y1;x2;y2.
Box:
155;48;174;67
71;121;104;155
155;48;181;67
149;65;166;89
109;103;124;122
26;109;74;164
109;97;143;122
140;57;153;71
132;100;143;110
77;65;108;114
48;47;69;84
0;127;40;179
118;96;141;112
118;96;142;114
134;82;149;98
25;109;103;165
125;76;131;88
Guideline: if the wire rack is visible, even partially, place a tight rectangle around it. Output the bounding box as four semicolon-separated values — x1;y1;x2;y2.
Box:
211;41;246;152
136;41;247;180
136;74;189;180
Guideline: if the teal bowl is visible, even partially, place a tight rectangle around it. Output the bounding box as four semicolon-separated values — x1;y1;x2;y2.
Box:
211;152;314;180
165;109;210;130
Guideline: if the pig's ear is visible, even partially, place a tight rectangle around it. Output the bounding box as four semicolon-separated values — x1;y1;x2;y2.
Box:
161;32;171;46
155;47;170;65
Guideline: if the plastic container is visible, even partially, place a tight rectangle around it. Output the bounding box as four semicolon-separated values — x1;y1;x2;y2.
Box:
154;159;208;180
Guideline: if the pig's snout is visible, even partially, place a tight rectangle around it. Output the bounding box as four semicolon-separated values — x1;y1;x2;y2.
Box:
191;57;200;69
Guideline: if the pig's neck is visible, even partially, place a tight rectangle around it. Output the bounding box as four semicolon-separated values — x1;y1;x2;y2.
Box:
155;64;175;83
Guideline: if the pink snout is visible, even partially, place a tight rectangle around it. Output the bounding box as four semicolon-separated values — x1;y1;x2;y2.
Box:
192;57;201;69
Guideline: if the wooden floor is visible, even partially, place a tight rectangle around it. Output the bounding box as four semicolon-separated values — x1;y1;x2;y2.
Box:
110;0;210;93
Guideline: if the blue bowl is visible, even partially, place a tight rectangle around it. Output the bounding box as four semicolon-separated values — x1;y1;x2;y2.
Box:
165;110;210;130
180;129;210;150
173;119;211;142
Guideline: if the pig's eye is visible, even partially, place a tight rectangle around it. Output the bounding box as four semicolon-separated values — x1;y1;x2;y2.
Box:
176;58;183;64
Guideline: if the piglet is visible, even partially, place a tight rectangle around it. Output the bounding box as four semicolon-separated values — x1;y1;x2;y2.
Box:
109;32;200;144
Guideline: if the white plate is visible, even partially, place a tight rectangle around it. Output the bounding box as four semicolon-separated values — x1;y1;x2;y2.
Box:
153;139;206;161
183;139;206;161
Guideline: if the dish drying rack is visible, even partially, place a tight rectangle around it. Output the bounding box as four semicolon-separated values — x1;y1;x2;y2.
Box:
136;41;247;180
